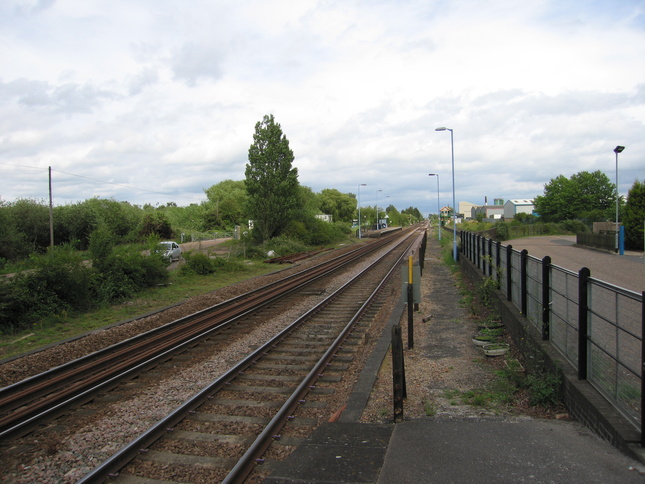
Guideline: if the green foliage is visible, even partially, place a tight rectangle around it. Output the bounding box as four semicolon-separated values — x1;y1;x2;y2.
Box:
89;227;116;273
139;211;173;239
318;188;356;223
93;246;168;302
493;220;509;241
511;213;537;225
84;198;142;241
0;202;30;260
478;276;499;307
560;219;588;233
263;235;309;256
0;247;96;333
384;204;405;226
525;373;562;406
401;206;423;222
534;170;615;223
7;198;51;255
245;114;299;241
180;252;216;275
158;203;207;232
282;220;309;241
623;180;645;250
53;201;99;250
294;186;321;222
304;218;344;245
203;179;248;229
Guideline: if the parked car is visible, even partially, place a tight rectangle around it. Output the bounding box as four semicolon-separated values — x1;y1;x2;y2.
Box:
156;241;181;262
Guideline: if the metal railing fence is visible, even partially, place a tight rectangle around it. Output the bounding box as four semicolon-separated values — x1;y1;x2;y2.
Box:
460;231;644;436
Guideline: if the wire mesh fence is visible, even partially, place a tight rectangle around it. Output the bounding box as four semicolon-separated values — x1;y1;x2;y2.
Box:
460;231;643;430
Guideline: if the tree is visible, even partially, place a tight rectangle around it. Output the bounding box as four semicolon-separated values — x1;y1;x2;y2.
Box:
318;189;356;223
139;212;173;239
8;198;51;254
534;170;615;223
204;180;248;229
623;180;645;250
401;206;423;222
245;114;299;241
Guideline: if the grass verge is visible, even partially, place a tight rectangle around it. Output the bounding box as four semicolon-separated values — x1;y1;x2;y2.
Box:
0;261;281;360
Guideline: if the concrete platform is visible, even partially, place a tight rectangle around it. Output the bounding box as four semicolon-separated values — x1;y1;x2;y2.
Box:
266;417;645;483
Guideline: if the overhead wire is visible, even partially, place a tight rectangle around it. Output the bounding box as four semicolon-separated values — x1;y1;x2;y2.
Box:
0;162;205;204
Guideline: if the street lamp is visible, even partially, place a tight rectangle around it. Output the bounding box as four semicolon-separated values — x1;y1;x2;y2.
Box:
614;145;625;254
435;127;457;261
358;183;366;239
375;189;379;230
428;173;441;241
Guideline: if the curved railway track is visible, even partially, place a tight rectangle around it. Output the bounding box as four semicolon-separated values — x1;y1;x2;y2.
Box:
76;227;423;483
0;229;415;442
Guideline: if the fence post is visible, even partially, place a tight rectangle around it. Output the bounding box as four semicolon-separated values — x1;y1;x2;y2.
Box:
475;235;480;270
407;284;414;349
392;325;406;422
520;249;528;315
479;235;486;275
506;245;513;302
463;231;468;260
578;267;591;380
488;238;493;277
496;241;501;286
541;256;551;340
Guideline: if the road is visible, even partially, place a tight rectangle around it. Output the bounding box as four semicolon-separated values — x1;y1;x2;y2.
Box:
506;235;644;293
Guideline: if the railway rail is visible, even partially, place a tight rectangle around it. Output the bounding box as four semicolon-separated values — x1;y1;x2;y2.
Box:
0;228;415;443
75;227;422;483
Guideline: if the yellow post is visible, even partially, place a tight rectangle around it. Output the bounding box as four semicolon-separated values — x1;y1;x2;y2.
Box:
408;255;413;284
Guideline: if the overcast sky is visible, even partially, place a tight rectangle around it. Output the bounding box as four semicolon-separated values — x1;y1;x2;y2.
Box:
1;0;643;215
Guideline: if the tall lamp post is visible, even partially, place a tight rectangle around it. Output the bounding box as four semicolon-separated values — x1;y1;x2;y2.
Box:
375;189;379;230
429;173;441;241
358;183;366;239
435;127;457;261
614;145;625;254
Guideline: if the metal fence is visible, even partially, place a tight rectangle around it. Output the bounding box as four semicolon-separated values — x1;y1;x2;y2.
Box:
461;231;644;432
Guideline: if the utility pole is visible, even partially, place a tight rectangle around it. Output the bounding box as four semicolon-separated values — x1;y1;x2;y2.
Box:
49;166;54;249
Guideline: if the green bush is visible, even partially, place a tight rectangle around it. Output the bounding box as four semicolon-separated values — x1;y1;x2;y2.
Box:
561;219;588;233
0;247;97;334
493;221;509;241
526;373;562;406
211;256;246;272
264;235;309;256
180;252;216;275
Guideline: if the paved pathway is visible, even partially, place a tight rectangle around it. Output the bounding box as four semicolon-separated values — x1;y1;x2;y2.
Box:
506;235;644;293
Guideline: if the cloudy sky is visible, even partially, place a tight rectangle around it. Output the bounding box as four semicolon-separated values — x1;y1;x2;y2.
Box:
1;0;644;215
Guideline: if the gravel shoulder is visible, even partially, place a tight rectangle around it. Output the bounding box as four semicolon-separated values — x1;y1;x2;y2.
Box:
359;235;569;422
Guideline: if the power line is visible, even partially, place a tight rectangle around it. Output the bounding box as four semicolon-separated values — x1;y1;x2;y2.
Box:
0;162;205;203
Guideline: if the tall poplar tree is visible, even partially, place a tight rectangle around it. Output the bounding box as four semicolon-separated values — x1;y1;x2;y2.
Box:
245;114;299;241
623;180;645;250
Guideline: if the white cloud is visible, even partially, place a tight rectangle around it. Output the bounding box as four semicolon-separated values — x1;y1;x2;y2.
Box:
0;0;643;214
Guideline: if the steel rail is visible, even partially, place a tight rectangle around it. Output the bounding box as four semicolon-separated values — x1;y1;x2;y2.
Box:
77;228;421;483
0;231;409;440
223;229;423;483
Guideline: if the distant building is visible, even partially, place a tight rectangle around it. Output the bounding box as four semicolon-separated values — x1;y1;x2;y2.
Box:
459;201;478;219
315;214;333;223
503;199;535;219
472;204;504;220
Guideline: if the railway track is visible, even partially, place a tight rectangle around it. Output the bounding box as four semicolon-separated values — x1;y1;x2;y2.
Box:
0;229;415;443
75;227;422;483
